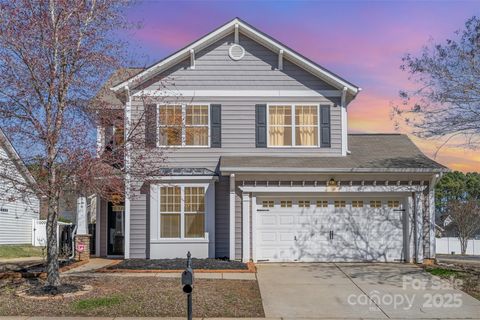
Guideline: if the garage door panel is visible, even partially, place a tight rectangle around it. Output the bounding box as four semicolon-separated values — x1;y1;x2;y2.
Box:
256;197;404;262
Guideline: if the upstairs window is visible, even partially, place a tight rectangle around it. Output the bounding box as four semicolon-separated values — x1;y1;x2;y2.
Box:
268;105;292;146
268;104;319;147
159;105;209;147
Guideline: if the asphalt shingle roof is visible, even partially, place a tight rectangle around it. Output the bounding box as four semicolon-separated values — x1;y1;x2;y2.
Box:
220;134;449;173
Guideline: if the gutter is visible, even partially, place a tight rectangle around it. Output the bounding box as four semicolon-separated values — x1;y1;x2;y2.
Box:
220;167;450;174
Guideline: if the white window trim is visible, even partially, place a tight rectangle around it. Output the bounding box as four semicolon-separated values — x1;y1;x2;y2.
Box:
157;183;209;241
266;103;321;148
156;103;211;148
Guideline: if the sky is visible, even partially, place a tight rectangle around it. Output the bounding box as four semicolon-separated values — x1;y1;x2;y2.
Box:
124;0;480;172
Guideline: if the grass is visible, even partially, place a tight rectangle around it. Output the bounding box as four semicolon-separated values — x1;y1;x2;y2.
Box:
425;266;480;301
426;268;460;277
73;295;123;311
0;275;264;317
0;245;44;259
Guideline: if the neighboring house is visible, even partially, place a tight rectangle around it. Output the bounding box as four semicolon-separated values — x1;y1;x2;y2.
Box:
0;128;40;245
95;18;448;263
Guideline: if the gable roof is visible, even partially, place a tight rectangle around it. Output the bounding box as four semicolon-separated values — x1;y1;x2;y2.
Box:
0;128;37;188
111;18;360;95
93;68;145;108
220;134;449;173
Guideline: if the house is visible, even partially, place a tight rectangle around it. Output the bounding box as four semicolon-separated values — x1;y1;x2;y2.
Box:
94;18;448;263
0;128;40;245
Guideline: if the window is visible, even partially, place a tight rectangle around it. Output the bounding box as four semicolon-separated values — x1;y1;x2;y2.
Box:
186;105;209;146
370;200;382;208
262;200;274;208
334;200;346;208
268;105;292;146
268;104;319;147
317;200;328;207
298;200;310;208
184;187;205;238
388;200;400;208
352;200;364;208
295;106;318;146
281;200;292;208
159;105;209;147
159;186;206;239
160;187;181;238
159;105;182;146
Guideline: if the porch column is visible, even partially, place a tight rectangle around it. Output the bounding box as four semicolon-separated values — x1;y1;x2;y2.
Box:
75;195;91;261
242;191;251;262
229;174;236;260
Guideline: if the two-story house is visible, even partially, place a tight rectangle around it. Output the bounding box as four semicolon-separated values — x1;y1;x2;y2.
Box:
94;18;448;263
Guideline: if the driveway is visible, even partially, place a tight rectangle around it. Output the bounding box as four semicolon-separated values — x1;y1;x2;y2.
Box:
256;263;480;319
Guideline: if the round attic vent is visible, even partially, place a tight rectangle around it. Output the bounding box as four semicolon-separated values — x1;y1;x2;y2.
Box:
229;44;245;61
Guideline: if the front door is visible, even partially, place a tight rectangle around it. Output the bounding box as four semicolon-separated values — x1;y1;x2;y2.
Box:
107;202;124;256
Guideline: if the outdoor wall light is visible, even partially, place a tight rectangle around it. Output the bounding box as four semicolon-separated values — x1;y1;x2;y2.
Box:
328;178;337;186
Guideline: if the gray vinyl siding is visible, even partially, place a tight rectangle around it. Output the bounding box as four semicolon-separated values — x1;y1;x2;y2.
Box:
139;32;338;91
0;145;39;245
235;185;242;260
215;175;229;258
126;31;345;258
130;181;147;258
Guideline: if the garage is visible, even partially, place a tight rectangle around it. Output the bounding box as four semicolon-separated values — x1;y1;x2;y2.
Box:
255;196;406;262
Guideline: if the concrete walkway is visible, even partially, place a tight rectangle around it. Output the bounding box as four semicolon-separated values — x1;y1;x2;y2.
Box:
62;258;116;274
0;257;43;264
63;258;256;280
257;262;480;319
1;318;273;320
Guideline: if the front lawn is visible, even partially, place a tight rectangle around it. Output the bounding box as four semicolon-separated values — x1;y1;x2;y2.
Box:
425;266;480;300
0;245;44;259
0;275;264;317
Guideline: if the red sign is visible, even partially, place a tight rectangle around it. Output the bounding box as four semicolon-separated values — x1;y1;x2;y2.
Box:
76;242;85;253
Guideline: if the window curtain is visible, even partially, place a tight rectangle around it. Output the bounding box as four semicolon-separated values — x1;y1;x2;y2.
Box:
186;105;209;146
269;106;292;146
295;106;318;146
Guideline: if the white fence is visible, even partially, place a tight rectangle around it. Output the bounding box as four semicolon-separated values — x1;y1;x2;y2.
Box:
31;219;72;247
436;237;480;255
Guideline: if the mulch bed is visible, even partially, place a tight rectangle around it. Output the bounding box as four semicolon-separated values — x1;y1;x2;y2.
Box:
0;275;264;317
107;258;249;271
0;259;88;280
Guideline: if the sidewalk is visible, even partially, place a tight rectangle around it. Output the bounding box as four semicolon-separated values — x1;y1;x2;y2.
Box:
0;257;43;264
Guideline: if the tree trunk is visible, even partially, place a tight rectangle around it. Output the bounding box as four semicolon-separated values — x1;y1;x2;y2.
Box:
459;237;468;255
46;199;60;287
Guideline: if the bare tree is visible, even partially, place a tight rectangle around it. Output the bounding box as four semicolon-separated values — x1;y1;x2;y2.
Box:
393;16;480;150
447;200;480;255
0;0;134;289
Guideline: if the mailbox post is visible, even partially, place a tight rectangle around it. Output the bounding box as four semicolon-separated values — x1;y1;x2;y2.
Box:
182;251;194;320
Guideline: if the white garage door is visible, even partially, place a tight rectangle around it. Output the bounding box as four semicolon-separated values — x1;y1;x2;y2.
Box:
256;197;405;262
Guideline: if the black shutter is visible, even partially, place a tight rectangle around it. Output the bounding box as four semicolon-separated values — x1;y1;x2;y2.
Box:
255;104;267;148
145;104;157;148
210;104;221;148
320;105;331;148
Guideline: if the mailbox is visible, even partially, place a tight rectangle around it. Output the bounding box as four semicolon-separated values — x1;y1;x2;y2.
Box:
182;268;193;293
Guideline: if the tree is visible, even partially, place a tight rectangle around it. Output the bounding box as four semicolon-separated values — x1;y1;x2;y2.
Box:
447;199;480;255
435;171;480;215
0;0;133;289
393;16;480;149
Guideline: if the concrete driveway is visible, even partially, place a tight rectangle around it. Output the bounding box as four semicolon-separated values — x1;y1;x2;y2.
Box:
256;263;480;319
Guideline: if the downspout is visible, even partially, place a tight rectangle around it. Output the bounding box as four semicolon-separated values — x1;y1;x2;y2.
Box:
341;87;351;155
124;85;131;259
